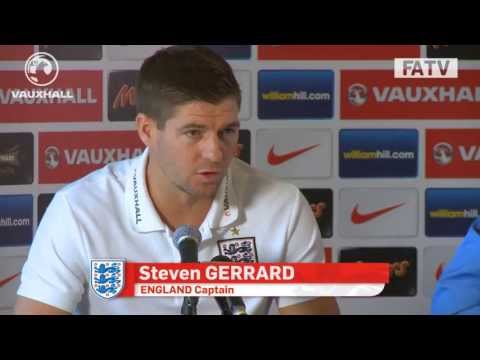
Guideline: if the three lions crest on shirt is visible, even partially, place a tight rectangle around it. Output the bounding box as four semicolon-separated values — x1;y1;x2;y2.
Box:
217;237;258;262
91;260;125;299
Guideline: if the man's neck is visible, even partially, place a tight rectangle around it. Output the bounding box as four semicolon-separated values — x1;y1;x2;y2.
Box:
145;164;215;230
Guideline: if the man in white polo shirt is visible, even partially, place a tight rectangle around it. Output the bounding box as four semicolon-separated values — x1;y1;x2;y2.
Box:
15;46;339;315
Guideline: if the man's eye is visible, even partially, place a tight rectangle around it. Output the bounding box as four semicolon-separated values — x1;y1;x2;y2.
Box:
185;130;201;138
221;128;238;137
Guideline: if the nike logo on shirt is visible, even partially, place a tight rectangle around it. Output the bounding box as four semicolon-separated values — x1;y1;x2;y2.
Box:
267;144;320;166
351;203;405;224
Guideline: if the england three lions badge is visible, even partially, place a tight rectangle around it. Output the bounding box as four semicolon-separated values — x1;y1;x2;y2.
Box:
90;259;125;299
217;237;258;262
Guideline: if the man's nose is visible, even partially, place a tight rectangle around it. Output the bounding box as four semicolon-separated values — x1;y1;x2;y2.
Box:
202;134;224;163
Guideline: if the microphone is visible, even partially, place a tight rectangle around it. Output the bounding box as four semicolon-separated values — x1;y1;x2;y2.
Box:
173;225;201;262
173;225;202;315
211;255;233;315
210;255;247;315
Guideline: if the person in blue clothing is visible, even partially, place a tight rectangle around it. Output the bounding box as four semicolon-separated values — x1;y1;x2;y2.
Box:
432;217;480;314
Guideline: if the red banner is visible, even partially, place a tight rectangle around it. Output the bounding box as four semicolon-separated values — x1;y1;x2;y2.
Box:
119;262;390;297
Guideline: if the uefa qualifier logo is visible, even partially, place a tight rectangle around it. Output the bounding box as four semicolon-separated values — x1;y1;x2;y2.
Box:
24;52;59;87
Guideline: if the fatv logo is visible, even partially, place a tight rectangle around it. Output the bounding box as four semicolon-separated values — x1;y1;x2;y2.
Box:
44;147;144;168
394;58;458;78
267;144;320;166
351;203;405;224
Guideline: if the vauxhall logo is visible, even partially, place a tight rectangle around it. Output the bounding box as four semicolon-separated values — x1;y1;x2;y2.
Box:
132;168;142;224
44;147;144;169
433;142;480;166
347;84;368;106
1;88;96;103
348;84;480;104
432;143;453;166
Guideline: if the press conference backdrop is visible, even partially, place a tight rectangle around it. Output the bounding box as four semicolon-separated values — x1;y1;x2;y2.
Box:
1;45;479;315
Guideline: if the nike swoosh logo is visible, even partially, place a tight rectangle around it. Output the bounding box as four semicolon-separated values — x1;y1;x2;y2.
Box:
351;203;405;224
435;263;445;281
0;272;20;287
267;144;320;166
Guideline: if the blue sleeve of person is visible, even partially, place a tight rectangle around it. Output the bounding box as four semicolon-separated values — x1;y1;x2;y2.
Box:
432;218;480;315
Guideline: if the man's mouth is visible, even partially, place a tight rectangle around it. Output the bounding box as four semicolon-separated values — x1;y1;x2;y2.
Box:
197;170;223;183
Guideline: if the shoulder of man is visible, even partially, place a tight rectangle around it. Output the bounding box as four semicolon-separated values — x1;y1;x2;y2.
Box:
55;157;135;207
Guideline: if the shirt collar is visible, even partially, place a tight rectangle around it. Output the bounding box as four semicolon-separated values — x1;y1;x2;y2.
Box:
203;164;239;230
125;148;167;233
125;148;240;234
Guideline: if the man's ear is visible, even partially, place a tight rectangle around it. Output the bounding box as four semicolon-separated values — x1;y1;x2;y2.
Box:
136;113;156;147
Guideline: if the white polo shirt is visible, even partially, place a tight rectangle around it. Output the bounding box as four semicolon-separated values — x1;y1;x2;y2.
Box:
18;148;324;314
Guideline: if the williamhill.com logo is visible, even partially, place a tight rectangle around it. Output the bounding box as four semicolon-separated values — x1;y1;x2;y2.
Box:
261;91;330;101
425;188;480;237
258;70;333;119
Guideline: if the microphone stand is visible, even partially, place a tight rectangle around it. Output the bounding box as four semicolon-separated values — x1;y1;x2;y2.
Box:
181;296;198;315
177;237;199;315
215;297;233;315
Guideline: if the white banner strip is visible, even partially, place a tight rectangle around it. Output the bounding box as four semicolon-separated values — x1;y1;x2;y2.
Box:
134;283;385;297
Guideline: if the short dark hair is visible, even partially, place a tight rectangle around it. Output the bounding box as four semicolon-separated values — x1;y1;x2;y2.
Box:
136;46;241;128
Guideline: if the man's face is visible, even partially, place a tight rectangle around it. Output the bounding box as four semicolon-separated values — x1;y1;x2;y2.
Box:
147;98;240;199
